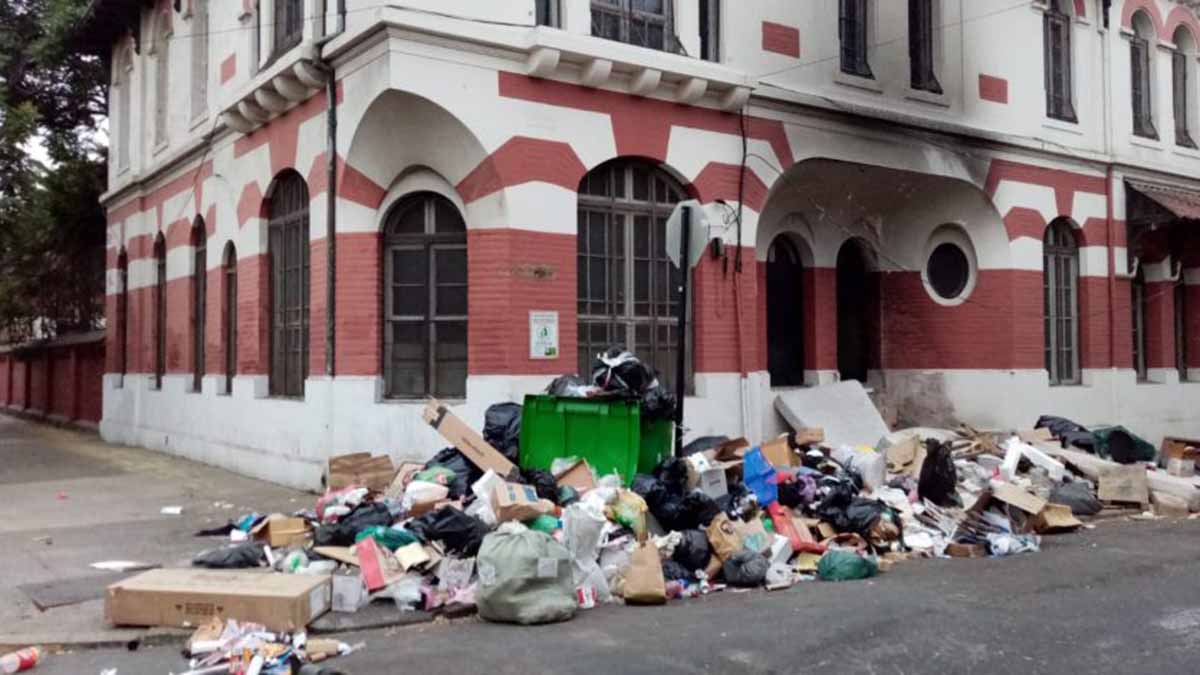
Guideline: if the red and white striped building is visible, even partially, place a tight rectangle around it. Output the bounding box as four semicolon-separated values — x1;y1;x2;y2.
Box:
96;0;1200;488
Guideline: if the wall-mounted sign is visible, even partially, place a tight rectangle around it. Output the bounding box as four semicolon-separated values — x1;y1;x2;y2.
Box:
529;311;559;360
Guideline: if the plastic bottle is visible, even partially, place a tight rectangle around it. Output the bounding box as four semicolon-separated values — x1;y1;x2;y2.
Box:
0;647;40;673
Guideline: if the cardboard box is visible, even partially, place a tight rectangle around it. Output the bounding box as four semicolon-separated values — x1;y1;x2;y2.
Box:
684;455;728;499
553;459;596;493
711;438;750;462
423;400;518;478
1167;457;1196;478
106;569;330;632
1098;465;1150;505
251;515;311;548
759;436;796;468
791;428;825;446
989;483;1048;515
325;452;397;492
384;461;426;501
493;483;556;522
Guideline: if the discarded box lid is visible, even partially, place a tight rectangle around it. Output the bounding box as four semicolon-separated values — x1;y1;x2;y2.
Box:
423;400;518;478
325;452;397;493
105;569;331;632
251;515;310;548
1032;504;1082;533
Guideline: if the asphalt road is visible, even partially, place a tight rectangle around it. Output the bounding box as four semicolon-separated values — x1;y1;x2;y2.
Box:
35;517;1200;675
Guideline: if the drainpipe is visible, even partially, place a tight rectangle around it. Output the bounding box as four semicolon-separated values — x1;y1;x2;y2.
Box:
313;0;345;378
1100;1;1118;413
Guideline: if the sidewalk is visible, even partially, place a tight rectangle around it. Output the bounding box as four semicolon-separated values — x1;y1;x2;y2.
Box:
0;414;308;649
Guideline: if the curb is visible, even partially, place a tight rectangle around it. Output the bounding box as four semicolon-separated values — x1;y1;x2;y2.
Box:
0;628;190;654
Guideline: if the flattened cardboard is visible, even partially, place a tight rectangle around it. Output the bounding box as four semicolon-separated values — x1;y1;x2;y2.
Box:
1033;504;1082;533
711;438;750;462
422;400;517;477
354;538;403;591
990;483;1048;515
312;546;358;566
885;436;926;477
685;455;728;499
394;542;431;572
792;428;825;446
105;569;331;632
553;459;596;493
326;453;397;492
1098;465;1150;505
251;515;310;548
1018;428;1054;444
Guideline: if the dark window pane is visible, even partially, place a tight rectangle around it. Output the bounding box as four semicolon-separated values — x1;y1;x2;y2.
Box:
435;247;467;284
389;201;425;235
436;286;468;316
927;243;969;299
435;200;466;233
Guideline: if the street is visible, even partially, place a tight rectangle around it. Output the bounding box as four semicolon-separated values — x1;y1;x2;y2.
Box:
2;414;1199;674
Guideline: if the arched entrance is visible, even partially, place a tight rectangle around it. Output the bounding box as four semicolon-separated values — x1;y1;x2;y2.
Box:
837;238;873;383
767;235;805;386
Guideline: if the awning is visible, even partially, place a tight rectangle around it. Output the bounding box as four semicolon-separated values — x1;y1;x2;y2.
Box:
1127;180;1200;221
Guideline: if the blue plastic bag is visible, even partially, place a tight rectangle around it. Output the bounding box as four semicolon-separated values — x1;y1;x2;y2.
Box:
743;448;778;506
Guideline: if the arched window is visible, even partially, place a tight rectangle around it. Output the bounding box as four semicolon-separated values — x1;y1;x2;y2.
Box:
153;234;167;389
577;159;689;391
153;15;171;147
267;171;309;398
840;0;873;78
191;218;207;392
1131;11;1158;139
382;192;468;398
223;242;237;395
191;0;209;121
114;48;132;170
1173;27;1197;148
117;249;129;377
1043;0;1076;122
1044;219;1080;385
767;235;805;387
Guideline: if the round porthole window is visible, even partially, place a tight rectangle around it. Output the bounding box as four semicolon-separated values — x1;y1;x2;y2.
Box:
926;243;970;300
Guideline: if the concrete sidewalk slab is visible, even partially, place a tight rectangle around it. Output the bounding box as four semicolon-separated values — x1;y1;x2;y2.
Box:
0;415;310;648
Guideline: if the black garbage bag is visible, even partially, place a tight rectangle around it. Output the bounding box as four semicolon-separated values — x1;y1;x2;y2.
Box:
661;559;692;582
632;474;669;511
673;529;712;572
723;550;769;587
483;403;522;463
653;457;689;496
714;481;751;517
1035;415;1094;450
815;476;857;514
314;502;394;547
641;386;678;422
680;491;722;529
546;374;593;397
193;541;265;568
918;439;959;507
682;436;730;457
1050;480;1103;516
520;467;560;505
591;347;657;394
406;506;489;556
424;447;482;500
817;495;889;536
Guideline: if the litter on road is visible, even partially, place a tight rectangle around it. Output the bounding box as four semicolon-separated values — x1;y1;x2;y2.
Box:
70;350;1199;674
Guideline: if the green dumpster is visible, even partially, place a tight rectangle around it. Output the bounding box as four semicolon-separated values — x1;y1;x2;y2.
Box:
518;395;673;486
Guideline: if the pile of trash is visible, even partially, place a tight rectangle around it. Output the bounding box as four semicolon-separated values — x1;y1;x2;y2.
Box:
95;352;1199;671
176;618;362;675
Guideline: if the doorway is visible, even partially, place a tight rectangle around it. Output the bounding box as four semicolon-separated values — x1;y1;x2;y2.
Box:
837;239;873;382
767;236;805;386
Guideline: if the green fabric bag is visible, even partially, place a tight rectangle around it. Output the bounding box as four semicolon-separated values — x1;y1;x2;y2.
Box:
817;550;878;582
477;525;577;625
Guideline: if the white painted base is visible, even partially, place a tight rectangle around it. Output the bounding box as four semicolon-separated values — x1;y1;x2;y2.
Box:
103;367;1200;490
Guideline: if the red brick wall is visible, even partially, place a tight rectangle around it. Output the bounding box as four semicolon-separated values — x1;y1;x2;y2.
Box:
1145;280;1177;369
11;360;26;408
693;248;765;373
310;239;328;377
0;355;9;405
467;229;576;375
804;268;838;371
205;266;226;376
166;276;193;375
237;253;271;376
79;342;104;422
336;232;381;376
1079;276;1112;369
1189;284;1200;369
1112;277;1134;369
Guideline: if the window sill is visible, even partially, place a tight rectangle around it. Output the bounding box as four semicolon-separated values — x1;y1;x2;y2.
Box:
1172;145;1200;160
152;140;169;157
904;87;950;108
189;114;210;133
1130;134;1163;151
1043;117;1083;135
833;70;883;94
379;396;466;406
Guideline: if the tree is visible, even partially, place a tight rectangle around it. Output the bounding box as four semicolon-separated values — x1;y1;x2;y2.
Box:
0;0;109;342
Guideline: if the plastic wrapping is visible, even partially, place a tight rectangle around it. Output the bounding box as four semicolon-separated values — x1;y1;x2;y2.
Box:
722;550;769;587
483;402;522;462
477;525;576;624
407;507;489;557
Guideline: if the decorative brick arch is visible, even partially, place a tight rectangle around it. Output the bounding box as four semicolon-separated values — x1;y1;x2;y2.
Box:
1121;0;1166;38
1164;5;1200;45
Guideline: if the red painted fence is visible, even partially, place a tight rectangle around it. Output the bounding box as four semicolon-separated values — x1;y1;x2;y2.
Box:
0;331;105;427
